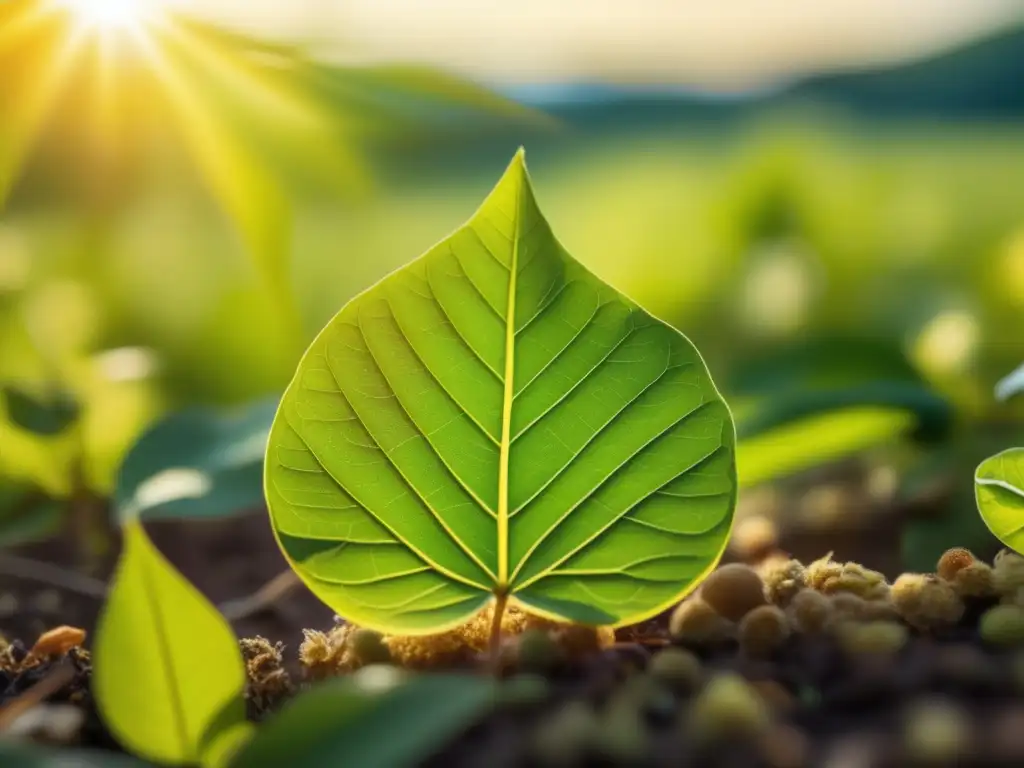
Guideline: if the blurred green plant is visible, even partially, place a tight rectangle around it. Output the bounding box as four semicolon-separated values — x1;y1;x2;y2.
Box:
234;669;495;768
115;397;277;523
1;383;80;437
729;335;953;487
265;150;737;636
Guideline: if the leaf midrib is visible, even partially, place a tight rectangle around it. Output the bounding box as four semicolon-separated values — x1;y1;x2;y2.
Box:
133;525;192;761
496;170;521;588
977;477;1024;501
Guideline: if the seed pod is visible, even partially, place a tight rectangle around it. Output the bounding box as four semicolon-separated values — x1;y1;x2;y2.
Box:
951;561;996;599
760;558;807;608
902;699;972;764
669;598;733;645
596;687;652;764
830;593;867;622
648;647;703;691
994;550;1024;597
835;620;908;657
739;605;790;658
686;673;771;742
890;573;964;630
860;599;900;622
348;628;392;665
937;548;975;581
979;605;1024;647
787;589;832;634
806;555;888;600
700;564;767;622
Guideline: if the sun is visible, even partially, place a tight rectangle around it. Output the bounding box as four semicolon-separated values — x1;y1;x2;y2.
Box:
52;0;170;32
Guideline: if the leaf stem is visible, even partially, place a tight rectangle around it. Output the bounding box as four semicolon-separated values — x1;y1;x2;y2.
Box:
488;590;509;673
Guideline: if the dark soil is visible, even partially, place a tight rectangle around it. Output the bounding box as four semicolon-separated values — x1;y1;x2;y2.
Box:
0;511;334;644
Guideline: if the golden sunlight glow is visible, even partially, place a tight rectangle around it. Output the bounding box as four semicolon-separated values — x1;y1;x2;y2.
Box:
54;0;168;32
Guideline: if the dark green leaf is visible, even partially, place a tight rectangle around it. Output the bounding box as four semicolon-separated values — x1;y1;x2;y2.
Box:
2;383;80;436
736;381;953;444
730;335;952;486
115;398;277;523
233;670;495;768
729;335;924;397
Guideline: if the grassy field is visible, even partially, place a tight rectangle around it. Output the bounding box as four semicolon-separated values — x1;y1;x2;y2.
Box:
3;115;1024;492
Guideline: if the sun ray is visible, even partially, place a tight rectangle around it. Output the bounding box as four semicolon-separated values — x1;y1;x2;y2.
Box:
0;3;90;204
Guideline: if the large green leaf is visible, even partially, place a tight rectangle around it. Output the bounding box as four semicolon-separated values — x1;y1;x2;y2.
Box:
115;398;276;523
265;150;737;634
233;670;495;768
729;335;925;397
94;521;252;766
976;448;1024;555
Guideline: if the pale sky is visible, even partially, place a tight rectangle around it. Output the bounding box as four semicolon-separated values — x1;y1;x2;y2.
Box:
178;0;1024;90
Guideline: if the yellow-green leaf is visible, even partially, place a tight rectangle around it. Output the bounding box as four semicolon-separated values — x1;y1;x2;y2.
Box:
264;150;737;634
976;448;1024;555
737;407;916;488
93;521;252;766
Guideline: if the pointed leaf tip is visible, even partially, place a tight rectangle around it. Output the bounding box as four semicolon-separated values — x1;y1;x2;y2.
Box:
502;147;528;182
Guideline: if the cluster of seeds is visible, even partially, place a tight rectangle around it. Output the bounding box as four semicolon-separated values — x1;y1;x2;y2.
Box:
10;547;1024;767
425;547;1024;767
